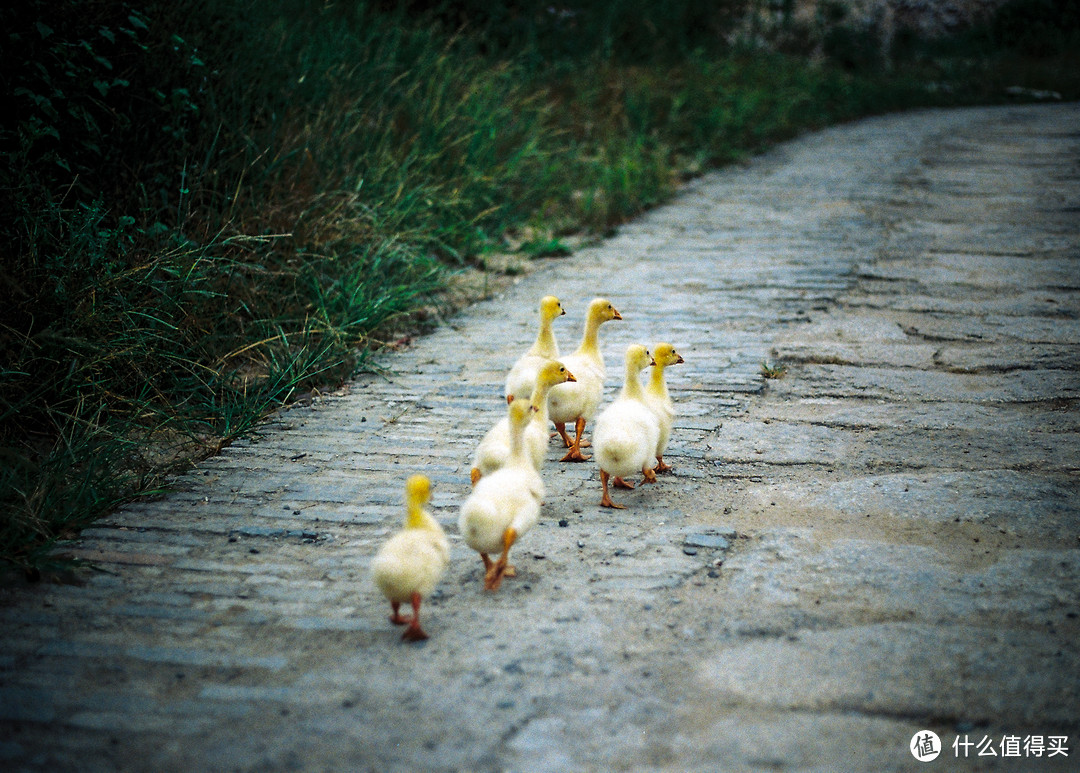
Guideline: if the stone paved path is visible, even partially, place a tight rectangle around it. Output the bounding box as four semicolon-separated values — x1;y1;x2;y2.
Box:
2;103;1078;772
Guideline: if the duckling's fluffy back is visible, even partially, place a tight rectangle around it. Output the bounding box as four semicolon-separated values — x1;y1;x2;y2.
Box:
593;399;660;478
505;355;548;404
371;528;450;602
546;355;603;424
458;467;543;555
473;413;550;476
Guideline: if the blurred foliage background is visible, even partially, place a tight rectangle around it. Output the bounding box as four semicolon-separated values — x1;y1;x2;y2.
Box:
2;0;1077;576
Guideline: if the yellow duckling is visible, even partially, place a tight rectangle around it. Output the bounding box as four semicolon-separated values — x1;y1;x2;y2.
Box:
471;360;576;485
593;344;660;508
504;295;566;404
370;474;450;641
645;343;685;473
547;297;622;462
459;400;544;590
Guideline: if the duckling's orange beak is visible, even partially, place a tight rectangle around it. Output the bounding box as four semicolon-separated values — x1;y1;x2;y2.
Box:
612;308;622;320
676;354;685;364
649;358;657;366
565;370;577;382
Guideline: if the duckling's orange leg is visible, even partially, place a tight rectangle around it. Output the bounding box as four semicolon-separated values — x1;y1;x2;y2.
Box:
600;470;626;509
485;528;518;591
470;467;482;486
613;476;635;489
389;601;412;625
641;466;658;484
655;455;672;474
554;422;574;447
400;592;429;642
576;416;592;448
481;553;493;571
560;417;591;461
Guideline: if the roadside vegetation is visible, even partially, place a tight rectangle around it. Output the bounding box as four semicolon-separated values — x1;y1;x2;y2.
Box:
2;0;1076;577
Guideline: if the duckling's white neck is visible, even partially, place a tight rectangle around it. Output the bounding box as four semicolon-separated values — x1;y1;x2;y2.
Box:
647;364;669;400
529;315;559;358
621;365;647;401
575;313;605;366
529;380;554;426
507;417;530;467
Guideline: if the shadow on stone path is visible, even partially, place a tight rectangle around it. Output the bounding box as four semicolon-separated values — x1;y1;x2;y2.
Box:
2;103;1078;772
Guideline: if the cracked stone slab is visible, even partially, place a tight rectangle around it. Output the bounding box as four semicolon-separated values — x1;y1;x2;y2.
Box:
697;623;1080;727
719;530;1080;628
768;363;1080;403
738;470;1080;535
858;254;1079;289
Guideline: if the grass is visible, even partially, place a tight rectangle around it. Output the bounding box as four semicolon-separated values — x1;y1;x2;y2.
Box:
760;361;789;380
2;0;1077;578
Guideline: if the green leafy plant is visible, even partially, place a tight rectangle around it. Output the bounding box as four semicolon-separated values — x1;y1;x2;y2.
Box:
760;360;788;380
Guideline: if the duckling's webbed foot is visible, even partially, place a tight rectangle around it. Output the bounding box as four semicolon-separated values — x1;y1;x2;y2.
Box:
599;470;626;509
400;593;429;641
484;528;518;591
641;467;658;484
554;422;574;448
389;601;412;625
484;561;512;591
559;417;591;461
613;476;635;490
655;456;672;474
560;446;590;462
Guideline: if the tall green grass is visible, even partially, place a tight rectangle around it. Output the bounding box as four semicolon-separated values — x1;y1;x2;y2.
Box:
2;0;1076;577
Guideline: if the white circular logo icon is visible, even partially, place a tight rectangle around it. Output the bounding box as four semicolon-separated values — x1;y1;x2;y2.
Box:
911;730;942;762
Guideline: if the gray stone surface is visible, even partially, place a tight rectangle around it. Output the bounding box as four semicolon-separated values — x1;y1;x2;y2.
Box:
1;103;1078;772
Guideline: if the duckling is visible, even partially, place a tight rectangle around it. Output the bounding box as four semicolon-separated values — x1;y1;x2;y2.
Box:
547;297;622;462
593;344;660;508
472;360;576;485
459;400;544;590
504;295;566;404
370;474;450;641
645;343;685;474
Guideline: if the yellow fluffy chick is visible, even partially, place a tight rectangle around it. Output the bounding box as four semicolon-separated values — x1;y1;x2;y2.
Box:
593;344;660;508
472;360;576;485
547;297;622;461
459;400;544;590
371;474;450;641
645;343;685;473
504;295;566;404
